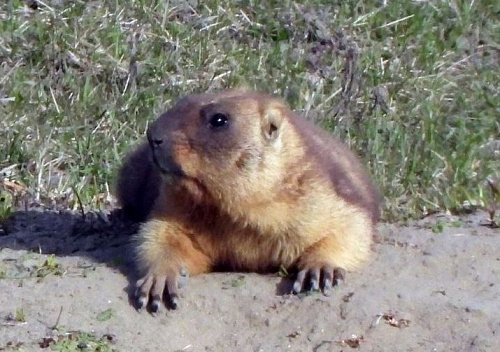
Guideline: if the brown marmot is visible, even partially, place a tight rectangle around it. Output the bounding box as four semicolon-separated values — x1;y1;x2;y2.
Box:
116;90;380;312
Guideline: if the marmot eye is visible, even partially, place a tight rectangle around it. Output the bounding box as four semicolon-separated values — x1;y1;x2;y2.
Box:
208;113;229;128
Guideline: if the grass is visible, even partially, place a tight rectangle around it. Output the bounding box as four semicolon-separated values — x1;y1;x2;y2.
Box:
35;254;65;278
0;252;64;280
39;331;116;351
0;0;499;221
14;308;26;323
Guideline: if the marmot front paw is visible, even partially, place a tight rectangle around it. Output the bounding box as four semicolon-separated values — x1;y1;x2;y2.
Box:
292;265;346;295
135;266;189;312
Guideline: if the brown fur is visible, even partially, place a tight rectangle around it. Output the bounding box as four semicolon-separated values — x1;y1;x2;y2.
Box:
117;90;380;307
116;143;160;222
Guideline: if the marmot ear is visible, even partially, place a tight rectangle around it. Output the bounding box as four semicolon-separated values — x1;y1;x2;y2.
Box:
262;104;284;142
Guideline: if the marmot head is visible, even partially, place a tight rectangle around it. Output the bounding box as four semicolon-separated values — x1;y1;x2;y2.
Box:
147;90;291;205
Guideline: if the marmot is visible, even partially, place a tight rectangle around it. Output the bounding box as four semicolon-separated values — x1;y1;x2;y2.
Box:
116;90;380;312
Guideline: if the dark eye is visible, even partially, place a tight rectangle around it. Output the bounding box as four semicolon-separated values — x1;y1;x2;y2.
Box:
208;113;229;128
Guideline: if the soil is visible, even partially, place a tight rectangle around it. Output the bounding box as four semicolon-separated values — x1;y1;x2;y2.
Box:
0;209;498;352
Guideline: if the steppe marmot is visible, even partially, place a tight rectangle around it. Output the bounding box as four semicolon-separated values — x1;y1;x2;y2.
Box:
116;90;380;312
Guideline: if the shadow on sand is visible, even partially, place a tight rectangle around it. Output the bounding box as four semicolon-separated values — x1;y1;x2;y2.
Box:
0;209;140;278
0;209;296;310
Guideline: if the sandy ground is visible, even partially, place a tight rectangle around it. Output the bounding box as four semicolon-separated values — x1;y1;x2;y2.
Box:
0;209;498;352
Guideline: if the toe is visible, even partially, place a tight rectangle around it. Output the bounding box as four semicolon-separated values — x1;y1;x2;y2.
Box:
135;275;154;310
333;267;346;285
293;269;307;294
321;265;334;295
149;276;167;313
166;275;180;309
309;267;320;292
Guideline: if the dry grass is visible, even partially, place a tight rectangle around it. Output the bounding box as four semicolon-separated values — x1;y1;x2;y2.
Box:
0;0;499;222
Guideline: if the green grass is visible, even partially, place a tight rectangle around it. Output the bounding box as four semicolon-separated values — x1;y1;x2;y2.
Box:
0;0;499;221
40;331;116;352
36;254;65;278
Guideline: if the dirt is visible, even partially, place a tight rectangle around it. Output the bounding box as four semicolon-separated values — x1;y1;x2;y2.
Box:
0;209;498;352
